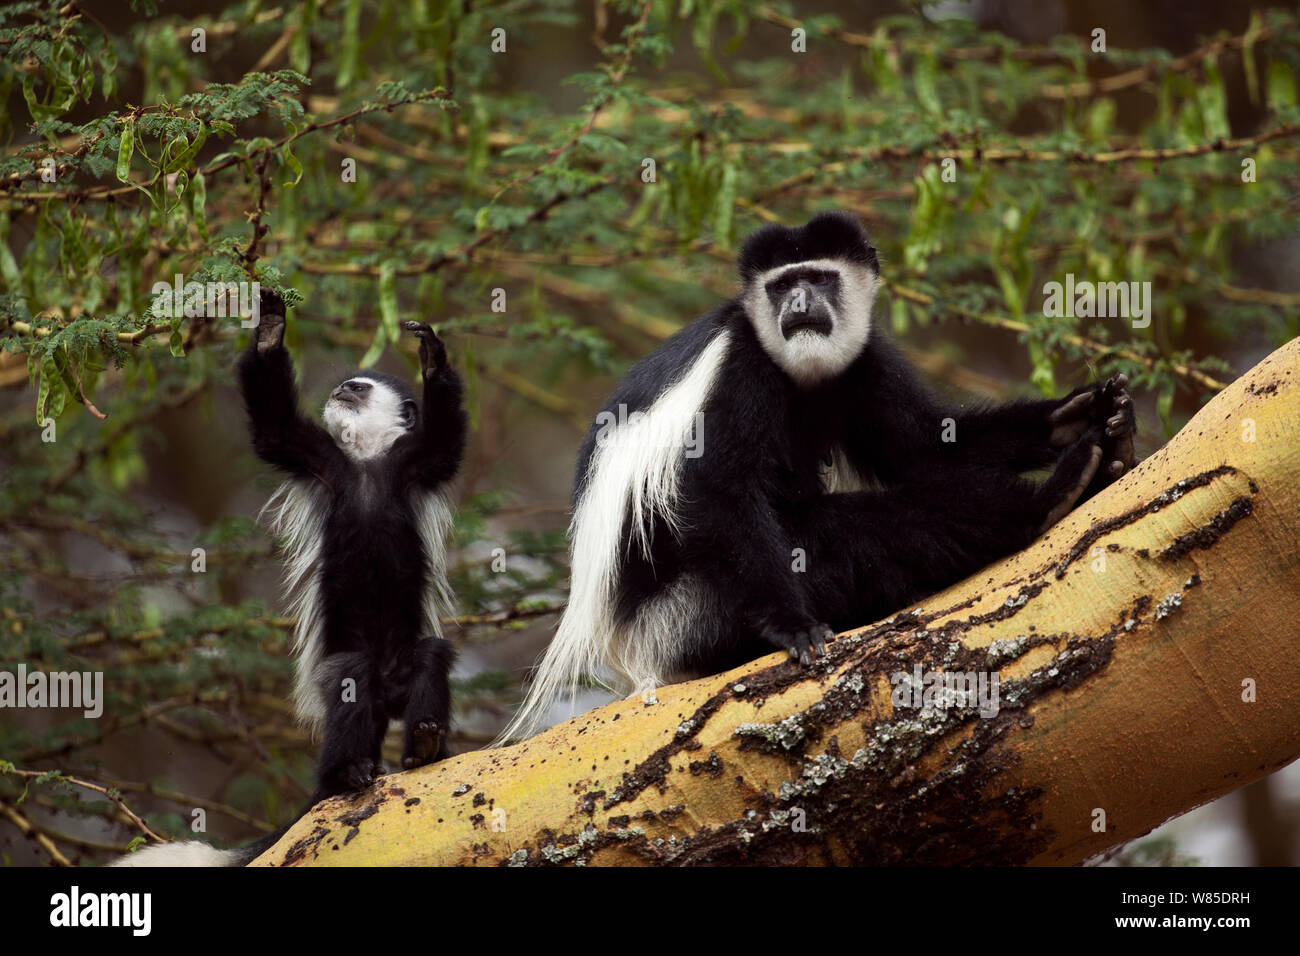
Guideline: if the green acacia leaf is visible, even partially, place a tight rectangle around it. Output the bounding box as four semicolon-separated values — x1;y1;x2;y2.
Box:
713;163;736;248
1157;382;1175;435
891;296;909;335
37;354;58;423
191;172;209;240
337;0;362;89
914;52;942;117
1267;60;1296;111
165;125;209;174
116;117;135;182
378;261;400;341
52;349;78;417
101;43;118;99
358;324;386;368
291;0;316;75
1243;11;1263;104
281;143;304;188
0;211;22;291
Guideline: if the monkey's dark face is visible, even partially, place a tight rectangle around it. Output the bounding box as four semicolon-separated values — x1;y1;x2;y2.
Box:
744;258;878;387
329;378;373;409
765;266;840;339
322;373;417;461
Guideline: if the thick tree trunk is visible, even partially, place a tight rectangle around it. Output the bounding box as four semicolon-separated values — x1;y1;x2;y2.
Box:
253;337;1300;867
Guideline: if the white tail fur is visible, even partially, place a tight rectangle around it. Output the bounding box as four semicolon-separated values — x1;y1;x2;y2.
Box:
496;330;731;742
261;479;329;737
111;840;248;867
413;488;455;641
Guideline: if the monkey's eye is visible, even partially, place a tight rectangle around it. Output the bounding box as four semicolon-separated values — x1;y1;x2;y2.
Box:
343;381;373;394
810;272;832;286
770;277;794;295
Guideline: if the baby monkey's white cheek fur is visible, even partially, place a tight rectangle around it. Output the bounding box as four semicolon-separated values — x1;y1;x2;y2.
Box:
323;377;410;461
744;259;878;386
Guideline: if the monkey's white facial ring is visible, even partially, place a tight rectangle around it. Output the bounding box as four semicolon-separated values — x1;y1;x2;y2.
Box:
745;259;878;387
323;376;411;461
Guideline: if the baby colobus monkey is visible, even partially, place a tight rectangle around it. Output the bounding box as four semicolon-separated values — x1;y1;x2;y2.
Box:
240;291;466;795
117;291;467;867
501;211;1136;740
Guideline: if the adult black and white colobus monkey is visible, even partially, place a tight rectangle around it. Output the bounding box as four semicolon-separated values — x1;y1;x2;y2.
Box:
116;290;466;866
501;211;1136;739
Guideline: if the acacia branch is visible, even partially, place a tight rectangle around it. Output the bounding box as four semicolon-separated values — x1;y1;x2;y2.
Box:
755;5;1286;101
3;768;164;843
0;799;73;865
885;280;1230;393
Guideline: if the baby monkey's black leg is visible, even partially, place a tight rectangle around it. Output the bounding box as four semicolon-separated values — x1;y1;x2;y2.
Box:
316;651;386;796
400;638;455;768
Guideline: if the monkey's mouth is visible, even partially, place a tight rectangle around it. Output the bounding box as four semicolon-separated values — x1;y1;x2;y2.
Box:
330;391;361;408
781;314;833;339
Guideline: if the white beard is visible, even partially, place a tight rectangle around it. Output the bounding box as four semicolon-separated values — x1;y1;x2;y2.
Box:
322;378;409;461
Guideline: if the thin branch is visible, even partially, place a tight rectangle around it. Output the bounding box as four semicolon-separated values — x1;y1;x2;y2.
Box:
3;768;164;843
886;279;1229;392
754;5;1286;101
0;799;73;865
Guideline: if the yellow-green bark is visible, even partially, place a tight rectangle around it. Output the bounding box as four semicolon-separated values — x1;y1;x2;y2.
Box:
253;337;1300;867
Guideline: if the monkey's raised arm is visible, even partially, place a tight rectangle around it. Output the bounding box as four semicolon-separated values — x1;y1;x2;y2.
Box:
236;292;339;483
395;321;468;488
